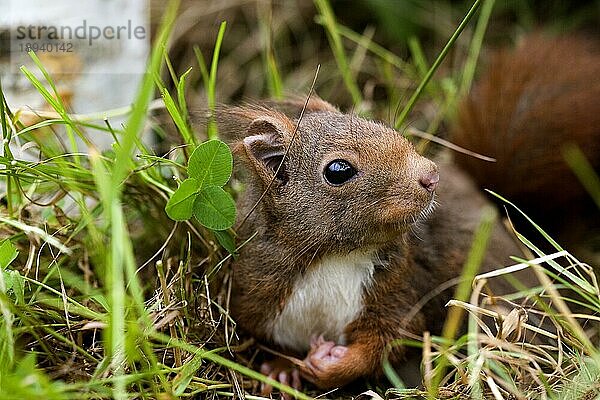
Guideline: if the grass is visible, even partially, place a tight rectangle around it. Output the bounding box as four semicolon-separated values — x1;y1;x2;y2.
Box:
1;0;599;399
194;20;227;141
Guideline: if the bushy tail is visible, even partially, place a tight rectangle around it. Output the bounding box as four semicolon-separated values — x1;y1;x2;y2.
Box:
452;33;600;227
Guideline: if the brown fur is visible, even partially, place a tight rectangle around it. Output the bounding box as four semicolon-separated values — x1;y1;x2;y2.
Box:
453;33;600;223
223;99;524;389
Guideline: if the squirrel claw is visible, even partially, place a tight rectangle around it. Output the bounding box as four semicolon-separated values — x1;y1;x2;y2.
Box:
260;359;301;399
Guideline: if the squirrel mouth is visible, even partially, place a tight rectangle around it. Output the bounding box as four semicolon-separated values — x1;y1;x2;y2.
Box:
377;195;436;229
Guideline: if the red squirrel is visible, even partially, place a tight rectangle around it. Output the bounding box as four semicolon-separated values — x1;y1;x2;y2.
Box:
220;33;598;392
223;102;522;391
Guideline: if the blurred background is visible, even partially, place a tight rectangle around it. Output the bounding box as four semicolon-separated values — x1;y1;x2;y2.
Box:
2;0;598;128
155;0;599;111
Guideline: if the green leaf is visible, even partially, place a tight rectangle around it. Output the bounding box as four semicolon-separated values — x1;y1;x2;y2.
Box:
188;140;233;188
165;178;200;221
193;186;236;231
214;230;236;255
0;240;18;270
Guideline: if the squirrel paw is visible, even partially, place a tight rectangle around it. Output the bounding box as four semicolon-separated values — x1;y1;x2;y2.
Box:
300;334;354;389
260;357;302;399
304;334;348;369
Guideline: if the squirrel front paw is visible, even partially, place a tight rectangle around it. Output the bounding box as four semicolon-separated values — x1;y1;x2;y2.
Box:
304;335;348;371
300;335;371;389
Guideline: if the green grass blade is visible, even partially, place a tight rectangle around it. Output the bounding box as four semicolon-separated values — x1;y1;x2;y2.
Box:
407;36;428;78
395;0;484;129
458;0;495;98
314;0;363;106
177;67;193;135
562;143;600;208
486;190;563;251
207;21;227;140
258;4;283;99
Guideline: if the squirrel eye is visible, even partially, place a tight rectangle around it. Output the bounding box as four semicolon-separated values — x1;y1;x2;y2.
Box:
324;159;357;185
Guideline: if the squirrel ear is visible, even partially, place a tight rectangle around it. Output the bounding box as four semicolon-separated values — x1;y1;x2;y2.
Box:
305;96;338;113
264;96;338;118
242;118;289;183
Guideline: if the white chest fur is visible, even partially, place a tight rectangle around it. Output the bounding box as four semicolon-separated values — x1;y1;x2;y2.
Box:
270;252;375;352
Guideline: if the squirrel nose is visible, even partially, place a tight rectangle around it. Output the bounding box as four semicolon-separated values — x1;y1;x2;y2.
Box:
419;172;439;193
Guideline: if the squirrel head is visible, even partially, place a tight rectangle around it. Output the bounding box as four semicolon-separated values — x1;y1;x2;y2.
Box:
228;100;438;254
